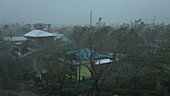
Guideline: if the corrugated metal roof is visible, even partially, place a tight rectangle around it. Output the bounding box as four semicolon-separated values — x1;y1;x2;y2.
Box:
4;36;27;41
59;36;69;41
95;59;113;65
53;33;65;39
24;30;56;37
66;48;112;60
53;33;69;41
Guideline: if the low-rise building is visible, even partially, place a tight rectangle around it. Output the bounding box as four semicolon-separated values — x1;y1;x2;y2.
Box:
24;30;56;48
4;36;27;46
66;48;112;80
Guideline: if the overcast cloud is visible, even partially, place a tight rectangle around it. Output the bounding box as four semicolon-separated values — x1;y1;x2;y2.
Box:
0;0;170;25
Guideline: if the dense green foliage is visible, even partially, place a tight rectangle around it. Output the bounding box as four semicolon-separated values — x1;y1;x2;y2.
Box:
0;21;170;96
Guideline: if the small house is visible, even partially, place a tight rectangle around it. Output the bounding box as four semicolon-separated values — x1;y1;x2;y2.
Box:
24;30;56;48
54;33;70;42
33;23;51;30
66;48;112;80
4;36;27;46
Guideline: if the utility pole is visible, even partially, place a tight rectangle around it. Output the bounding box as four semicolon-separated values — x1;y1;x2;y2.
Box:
90;11;92;27
153;15;156;25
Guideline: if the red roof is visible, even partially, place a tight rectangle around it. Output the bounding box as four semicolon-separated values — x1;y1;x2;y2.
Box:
44;29;54;33
57;28;67;32
44;28;67;33
23;49;39;57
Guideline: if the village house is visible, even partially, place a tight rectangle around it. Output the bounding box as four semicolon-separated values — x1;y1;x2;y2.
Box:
24;30;56;48
33;23;51;30
66;48;112;80
4;36;27;47
33;23;70;42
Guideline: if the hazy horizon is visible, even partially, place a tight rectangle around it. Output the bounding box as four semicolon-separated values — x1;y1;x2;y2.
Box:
0;0;170;25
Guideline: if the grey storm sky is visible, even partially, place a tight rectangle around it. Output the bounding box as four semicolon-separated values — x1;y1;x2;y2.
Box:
0;0;170;25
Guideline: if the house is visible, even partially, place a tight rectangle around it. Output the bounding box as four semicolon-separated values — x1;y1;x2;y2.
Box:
24;30;56;48
66;48;112;80
54;33;70;42
66;48;111;61
4;36;27;46
42;27;70;42
33;23;51;30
